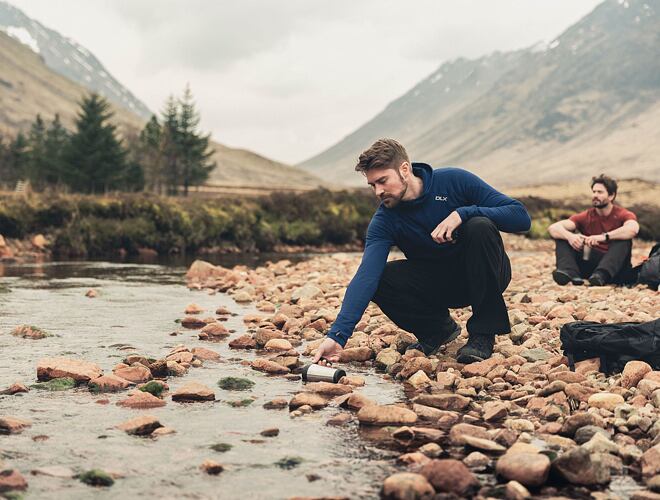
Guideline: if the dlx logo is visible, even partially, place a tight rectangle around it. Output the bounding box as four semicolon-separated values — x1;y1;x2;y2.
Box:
435;196;448;201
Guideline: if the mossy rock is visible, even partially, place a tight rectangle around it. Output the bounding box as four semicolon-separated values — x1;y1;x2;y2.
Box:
210;443;233;453
79;469;114;487
274;456;304;470
3;492;25;500
139;381;164;397
225;399;254;408
217;377;254;391
31;377;76;391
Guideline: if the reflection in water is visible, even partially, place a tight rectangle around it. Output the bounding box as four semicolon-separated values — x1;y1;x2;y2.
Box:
0;258;401;500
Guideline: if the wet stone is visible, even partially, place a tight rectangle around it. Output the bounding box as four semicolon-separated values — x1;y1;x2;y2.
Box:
0;417;32;434
78;469;114;487
381;472;435;500
420;459;479;496
171;382;216;402
553;447;611;485
200;460;224;475
496;452;551;487
116;415;163;436
357;405;418;426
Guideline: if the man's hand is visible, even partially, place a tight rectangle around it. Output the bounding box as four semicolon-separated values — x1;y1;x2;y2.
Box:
584;234;606;248
431;211;462;244
312;337;343;366
567;233;585;251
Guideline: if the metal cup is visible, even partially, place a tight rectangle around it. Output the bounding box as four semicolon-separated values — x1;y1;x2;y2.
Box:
582;245;591;261
301;363;346;384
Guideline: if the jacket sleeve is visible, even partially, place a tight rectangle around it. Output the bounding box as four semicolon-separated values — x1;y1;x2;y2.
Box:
326;214;393;347
453;169;531;233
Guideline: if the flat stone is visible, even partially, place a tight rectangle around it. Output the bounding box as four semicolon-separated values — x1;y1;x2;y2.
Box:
191;347;221;361
11;324;49;339
30;466;75;478
228;334;257;349
264;338;293;352
340;347;374;362
381;472;435;499
496;452;551;487
89;374;132;392
420;459;479;496
171;382;215;402
588;392;625;411
462;435;506;452
37;357;102;382
357;405;418;426
560;412;605;437
304;382;352;397
116;415;162;436
0;416;32;434
289;392;328;410
113;365;152;384
0;469;28;492
413;393;470;411
251;358;290;374
117;391;166;409
449;423;490;445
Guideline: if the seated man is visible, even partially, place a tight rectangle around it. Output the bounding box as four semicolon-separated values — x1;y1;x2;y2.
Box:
548;174;639;286
312;138;531;364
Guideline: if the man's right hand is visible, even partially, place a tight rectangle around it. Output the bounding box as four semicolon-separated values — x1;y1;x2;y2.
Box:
567;233;585;251
312;337;343;366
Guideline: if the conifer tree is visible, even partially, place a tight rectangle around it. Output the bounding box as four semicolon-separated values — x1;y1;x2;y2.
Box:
160;95;181;195
26;114;47;189
4;132;28;188
42;114;69;187
137;115;164;193
63;93;130;193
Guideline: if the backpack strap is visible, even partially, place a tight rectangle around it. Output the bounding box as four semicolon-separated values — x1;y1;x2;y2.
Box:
567;353;575;372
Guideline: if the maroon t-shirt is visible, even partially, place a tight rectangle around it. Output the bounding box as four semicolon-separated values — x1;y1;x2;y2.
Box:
569;205;637;252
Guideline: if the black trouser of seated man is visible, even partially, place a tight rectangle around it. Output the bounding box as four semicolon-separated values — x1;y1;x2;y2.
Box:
372;216;511;363
554;239;633;285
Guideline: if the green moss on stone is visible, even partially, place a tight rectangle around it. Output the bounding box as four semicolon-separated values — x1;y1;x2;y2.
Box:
31;377;76;391
210;443;233;453
79;469;114;487
274;456;304;469
139;381;164;397
217;377;254;391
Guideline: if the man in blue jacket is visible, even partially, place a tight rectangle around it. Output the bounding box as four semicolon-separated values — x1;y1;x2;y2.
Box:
313;139;531;365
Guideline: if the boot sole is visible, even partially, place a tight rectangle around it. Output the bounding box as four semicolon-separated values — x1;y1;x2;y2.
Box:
426;324;462;356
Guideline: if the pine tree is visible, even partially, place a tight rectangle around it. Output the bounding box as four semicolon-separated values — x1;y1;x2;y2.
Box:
177;85;215;196
26;114;47;189
4;132;28;188
137;115;164;193
160;95;181;195
63;93;129;193
42;114;69;187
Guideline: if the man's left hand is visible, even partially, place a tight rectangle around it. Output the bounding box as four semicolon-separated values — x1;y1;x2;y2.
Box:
584;234;606;247
431;211;463;244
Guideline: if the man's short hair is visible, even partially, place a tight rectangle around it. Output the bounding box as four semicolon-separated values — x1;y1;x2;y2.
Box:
591;174;618;199
355;138;410;173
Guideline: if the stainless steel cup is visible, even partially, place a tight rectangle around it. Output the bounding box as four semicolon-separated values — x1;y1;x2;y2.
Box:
582;245;591;261
301;363;346;383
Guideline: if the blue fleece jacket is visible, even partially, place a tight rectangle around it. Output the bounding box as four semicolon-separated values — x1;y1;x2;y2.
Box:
326;163;531;347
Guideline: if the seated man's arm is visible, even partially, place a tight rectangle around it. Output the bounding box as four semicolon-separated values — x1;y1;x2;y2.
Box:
608;219;639;240
548;219;578;240
314;216;393;363
453;169;531;233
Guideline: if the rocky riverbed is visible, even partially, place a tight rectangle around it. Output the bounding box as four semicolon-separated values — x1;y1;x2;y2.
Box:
1;235;658;499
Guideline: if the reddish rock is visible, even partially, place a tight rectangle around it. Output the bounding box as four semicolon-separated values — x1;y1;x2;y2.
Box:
0;469;28;492
11;325;49;339
547;371;586;384
171;382;215;402
357;405;418;426
449;423;490;445
200;459;224;475
340;347;374;362
260;428;280;437
327;413;353;426
483;401;509;422
36;357;102;382
462;357;502;378
185;303;204;314
263;398;288;410
289;392;328;410
264;338;293;352
413;393;470;411
420;459;479;495
621;361;653;389
0;417;32;434
342;393;376;411
191;347;221;361
381;472;435;499
5;382;29;395
304;382;353;397
200;322;230;337
400;357;435;378
89;374;132;392
250;358;290;374
181;316;207;328
113;365;152;384
496;452;551;487
117;391;166;409
228;335;257;349
642;444;660;477
115;415;162;436
560;412;605;437
564;383;598;402
166;351;193;364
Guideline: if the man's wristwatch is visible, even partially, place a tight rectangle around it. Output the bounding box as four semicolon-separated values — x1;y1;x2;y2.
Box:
604;232;610;242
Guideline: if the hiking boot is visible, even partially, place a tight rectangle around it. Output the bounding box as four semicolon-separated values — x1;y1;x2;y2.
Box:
456;334;495;364
406;320;461;356
552;269;583;286
588;270;608;286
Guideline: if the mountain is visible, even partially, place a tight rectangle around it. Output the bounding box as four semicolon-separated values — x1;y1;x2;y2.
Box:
300;0;660;189
0;0;152;119
0;12;323;189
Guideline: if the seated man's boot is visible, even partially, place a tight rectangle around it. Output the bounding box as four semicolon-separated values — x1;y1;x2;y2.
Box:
588;270;610;286
456;333;495;364
406;318;461;356
552;269;583;286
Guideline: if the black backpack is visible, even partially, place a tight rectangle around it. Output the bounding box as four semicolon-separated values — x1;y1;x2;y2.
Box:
638;243;660;291
560;319;660;375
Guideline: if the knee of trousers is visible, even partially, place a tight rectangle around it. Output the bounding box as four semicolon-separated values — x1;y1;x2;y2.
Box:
461;216;498;239
607;239;632;249
372;260;405;303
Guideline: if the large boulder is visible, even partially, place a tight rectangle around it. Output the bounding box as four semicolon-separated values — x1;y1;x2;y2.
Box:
420;459;479;496
381;472;435;499
496;452;551;487
37;357;102;383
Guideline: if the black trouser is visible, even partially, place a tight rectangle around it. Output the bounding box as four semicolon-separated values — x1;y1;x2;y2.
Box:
554;239;633;283
372;217;512;348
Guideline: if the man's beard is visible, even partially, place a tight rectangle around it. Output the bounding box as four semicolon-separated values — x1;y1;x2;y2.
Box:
380;172;408;208
592;199;609;209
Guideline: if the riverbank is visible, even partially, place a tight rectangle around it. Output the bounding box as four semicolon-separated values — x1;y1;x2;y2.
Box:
1;191;658;262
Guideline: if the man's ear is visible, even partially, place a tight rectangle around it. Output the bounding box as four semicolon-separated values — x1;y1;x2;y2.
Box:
399;161;411;176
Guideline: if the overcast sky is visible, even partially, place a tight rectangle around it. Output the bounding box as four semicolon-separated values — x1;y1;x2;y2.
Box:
11;0;602;164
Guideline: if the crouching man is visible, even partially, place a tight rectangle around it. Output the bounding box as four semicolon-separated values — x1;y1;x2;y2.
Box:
313;138;531;365
548;174;639;286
